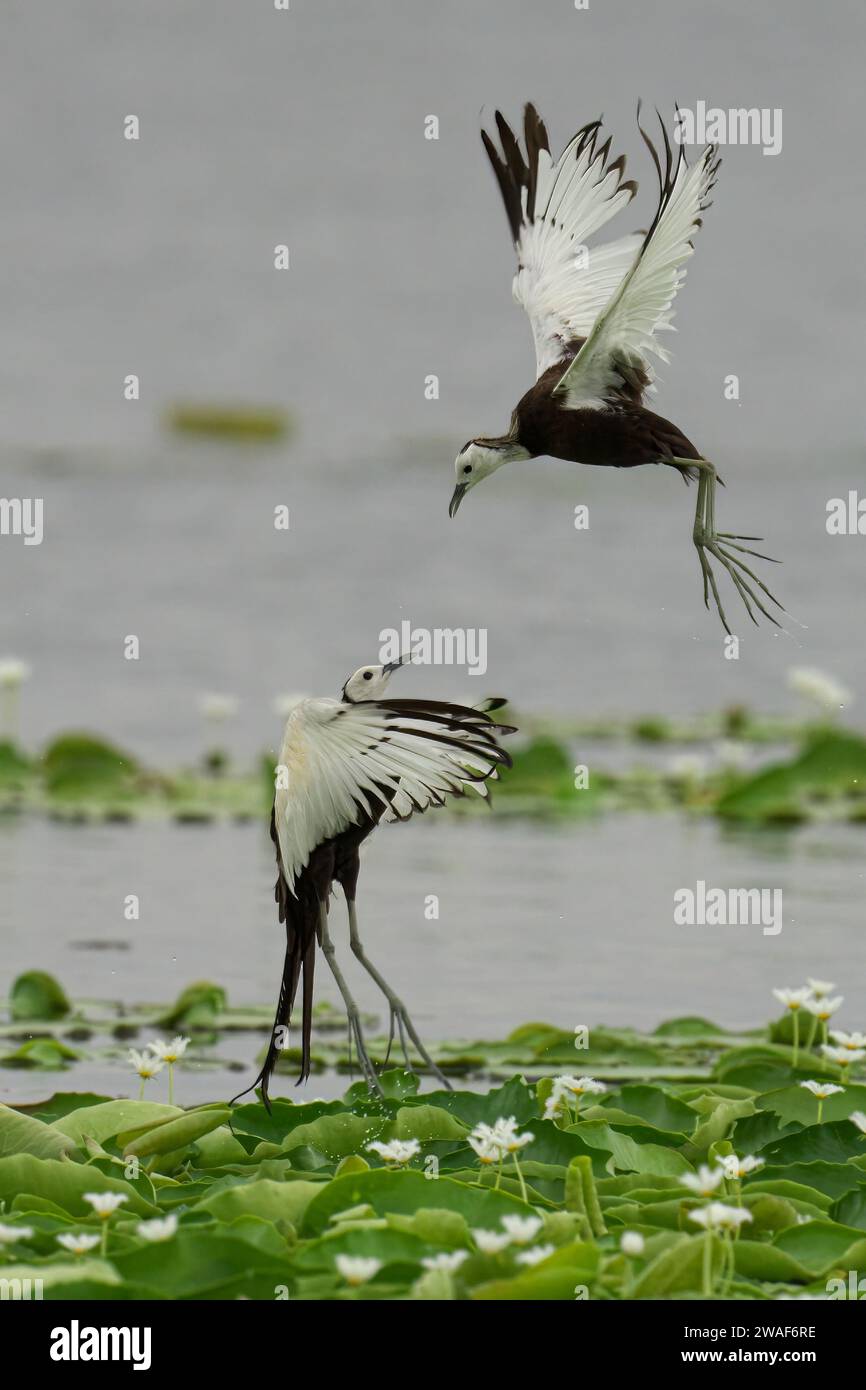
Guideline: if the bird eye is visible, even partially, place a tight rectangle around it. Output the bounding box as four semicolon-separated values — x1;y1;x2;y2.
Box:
363;671;373;680
462;464;472;475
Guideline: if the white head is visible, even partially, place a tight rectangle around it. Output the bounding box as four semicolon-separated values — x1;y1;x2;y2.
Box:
341;655;408;703
449;434;531;517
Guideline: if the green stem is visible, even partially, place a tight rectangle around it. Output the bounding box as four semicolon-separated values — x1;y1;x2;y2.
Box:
702;1229;713;1297
100;1221;108;1258
512;1154;528;1204
138;1077;144;1102
804;1013;818;1052
168;1063;174;1106
817;1099;824;1125
792;1009;800;1069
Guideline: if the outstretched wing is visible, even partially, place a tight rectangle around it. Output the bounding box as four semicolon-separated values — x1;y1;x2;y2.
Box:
274;698;515;892
482;105;641;378
554;112;721;410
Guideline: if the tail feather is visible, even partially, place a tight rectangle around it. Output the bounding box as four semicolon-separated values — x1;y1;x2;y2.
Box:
229;803;318;1112
229;906;316;1112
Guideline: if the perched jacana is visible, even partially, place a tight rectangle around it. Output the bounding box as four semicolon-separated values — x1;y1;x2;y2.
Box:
232;655;514;1107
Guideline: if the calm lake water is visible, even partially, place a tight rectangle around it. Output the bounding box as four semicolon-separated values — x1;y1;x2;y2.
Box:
1;2;863;1101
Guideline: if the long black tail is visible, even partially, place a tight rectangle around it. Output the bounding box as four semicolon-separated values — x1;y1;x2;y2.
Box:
230;811;318;1112
229;906;316;1112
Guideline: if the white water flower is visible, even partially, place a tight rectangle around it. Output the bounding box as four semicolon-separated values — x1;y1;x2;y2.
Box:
829;1030;866;1050
620;1231;645;1256
669;754;706;781
56;1232;101;1256
84;1192;128;1218
800;1080;844;1099
544;1092;566;1120
0;1222;33;1244
681;1164;726;1197
199;693;239;721
723;1153;764;1179
472;1228;512;1254
128;1048;165;1081
715;740;748;771
472;1117;534;1155
501;1214;543;1246
804;996;843;1021
421;1250;467;1273
788;667;851;714
848;1112;866;1135
689;1203;753;1232
335;1254;382;1286
515;1243;555;1266
467;1133;501;1167
773;987;812;1011
556;1075;606;1099
136;1215;178;1243
147;1035;190;1063
821;1045;865;1067
807;979;837;999
366;1138;420;1166
0;659;31;688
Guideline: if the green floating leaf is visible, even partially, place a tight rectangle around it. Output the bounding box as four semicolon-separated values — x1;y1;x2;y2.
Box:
615;1084;700;1135
0;1037;79;1070
9;971;71;1022
0;1154;155;1217
0;1103;76;1160
630;1233;723;1297
717;730;866;821
112;1230;292;1300
42;733;138;798
198;1177;322;1227
156;981;227;1029
50;1100;181;1152
122;1106;231;1158
412;1076;537;1128
758;1084;866;1129
302;1168;532;1239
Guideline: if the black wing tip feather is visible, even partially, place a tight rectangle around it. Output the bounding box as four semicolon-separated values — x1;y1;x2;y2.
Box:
481;105;635;242
636;104;721;257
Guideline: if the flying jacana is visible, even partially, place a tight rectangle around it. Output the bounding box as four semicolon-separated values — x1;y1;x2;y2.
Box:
449;104;783;634
233;655;515;1107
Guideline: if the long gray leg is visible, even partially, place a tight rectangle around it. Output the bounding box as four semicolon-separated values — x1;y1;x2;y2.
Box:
347;899;452;1090
669;458;784;634
319;903;384;1097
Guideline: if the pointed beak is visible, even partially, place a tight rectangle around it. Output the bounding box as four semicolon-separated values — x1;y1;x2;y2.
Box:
449;482;468;519
383;647;420;676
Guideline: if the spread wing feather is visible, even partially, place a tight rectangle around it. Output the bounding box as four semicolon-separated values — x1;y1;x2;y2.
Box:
274;698;514;892
482;104;640;377
554;111;721;409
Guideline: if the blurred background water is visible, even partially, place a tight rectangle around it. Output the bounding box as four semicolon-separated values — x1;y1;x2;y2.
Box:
1;0;864;1100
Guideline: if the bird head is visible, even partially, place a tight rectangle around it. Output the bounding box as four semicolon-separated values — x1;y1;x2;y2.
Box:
449;437;530;517
341;653;412;703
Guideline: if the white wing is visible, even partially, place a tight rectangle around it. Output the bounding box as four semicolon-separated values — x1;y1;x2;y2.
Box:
554;115;721;410
274;697;513;892
482;106;640;378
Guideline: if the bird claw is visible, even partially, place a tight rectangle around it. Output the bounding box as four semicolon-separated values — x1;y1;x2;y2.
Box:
694;526;785;633
387;999;452;1090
